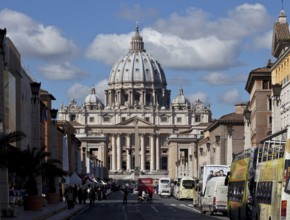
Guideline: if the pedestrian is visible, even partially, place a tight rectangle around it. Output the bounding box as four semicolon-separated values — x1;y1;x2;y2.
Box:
123;187;128;204
65;187;74;209
83;186;88;204
77;187;84;204
89;188;96;207
97;187;102;201
102;186;107;200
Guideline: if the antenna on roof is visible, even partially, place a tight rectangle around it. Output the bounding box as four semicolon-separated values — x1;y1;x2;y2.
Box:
282;0;284;10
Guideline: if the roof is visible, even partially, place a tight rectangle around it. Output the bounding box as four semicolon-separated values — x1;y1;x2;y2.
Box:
245;60;272;93
206;112;244;131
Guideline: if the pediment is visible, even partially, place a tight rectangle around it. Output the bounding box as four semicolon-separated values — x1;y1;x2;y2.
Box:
117;116;153;126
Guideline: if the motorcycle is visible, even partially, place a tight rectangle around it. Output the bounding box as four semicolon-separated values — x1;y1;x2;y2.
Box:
138;193;152;203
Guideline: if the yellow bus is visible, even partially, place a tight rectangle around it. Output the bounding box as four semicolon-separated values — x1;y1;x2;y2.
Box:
227;147;258;219
253;127;290;220
173;177;198;203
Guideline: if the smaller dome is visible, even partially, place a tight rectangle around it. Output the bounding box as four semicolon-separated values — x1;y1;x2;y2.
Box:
84;87;104;107
172;88;190;109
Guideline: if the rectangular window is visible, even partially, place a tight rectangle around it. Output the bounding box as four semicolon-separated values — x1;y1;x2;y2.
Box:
177;117;182;123
263;80;271;89
89;117;94;123
145;117;150;122
70;115;75;121
121;117;126;122
103;117;110;122
195;115;201;122
161;117;167;122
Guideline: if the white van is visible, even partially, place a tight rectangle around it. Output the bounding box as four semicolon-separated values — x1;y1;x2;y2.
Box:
201;176;228;216
158;177;171;197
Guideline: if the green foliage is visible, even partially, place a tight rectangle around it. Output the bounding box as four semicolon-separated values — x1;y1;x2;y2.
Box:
0;130;67;196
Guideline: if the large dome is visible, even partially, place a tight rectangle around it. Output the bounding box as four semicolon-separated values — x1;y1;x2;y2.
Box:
108;25;167;89
104;25;171;109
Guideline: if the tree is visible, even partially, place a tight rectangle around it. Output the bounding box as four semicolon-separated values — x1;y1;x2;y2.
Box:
13;146;67;196
0;131;26;168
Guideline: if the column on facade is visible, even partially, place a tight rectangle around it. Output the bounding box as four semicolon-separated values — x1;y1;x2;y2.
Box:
111;135;116;171
215;143;220;164
140;134;145;170
86;149;90;174
126;134;131;170
143;91;146;106
104;90;108;106
227;135;233;165
206;144;211;165
152;90;156;106
117;134;121;170
130;90;133;105
150;134;155;171
155;134;160;171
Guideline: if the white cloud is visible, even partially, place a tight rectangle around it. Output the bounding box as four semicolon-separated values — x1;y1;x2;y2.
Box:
153;4;270;40
94;79;108;99
86;3;271;71
253;30;272;49
67;79;108;103
0;9;79;60
86;33;130;65
67;83;91;101
218;89;241;105
37;62;89;81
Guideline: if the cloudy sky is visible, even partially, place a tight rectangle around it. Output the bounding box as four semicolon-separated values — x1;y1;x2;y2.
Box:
0;0;287;119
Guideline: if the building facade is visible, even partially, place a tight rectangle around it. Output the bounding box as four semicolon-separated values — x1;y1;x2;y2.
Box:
244;60;273;146
271;9;290;133
58;26;212;180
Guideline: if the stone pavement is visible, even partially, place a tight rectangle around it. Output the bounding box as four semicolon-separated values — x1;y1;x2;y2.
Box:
2;201;87;220
2;189;111;220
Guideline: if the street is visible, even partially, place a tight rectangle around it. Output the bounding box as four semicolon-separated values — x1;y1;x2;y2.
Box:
71;191;229;220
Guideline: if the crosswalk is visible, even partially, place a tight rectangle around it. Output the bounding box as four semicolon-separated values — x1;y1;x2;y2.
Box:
92;201;196;209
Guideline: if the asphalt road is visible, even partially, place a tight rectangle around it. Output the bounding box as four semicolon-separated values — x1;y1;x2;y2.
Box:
71;191;229;220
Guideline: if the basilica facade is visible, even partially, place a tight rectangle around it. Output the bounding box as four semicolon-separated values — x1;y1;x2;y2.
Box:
58;26;212;179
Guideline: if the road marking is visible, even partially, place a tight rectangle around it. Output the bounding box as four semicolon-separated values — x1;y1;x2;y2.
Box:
151;204;159;213
122;205;128;220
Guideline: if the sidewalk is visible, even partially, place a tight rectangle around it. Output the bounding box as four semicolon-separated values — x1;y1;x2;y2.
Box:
2;189;111;220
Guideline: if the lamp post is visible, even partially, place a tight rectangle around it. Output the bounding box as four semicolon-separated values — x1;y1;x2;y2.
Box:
49;109;59;196
0;28;7;216
244;109;251;126
272;83;282;105
30;81;42;197
272;83;282;133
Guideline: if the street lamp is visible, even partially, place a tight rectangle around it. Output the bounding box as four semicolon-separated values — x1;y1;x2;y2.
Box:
272;83;282;105
206;142;211;152
215;135;220;144
199;147;203;155
0;28;6;49
244;109;251;126
30;82;41;103
227;126;233;137
50;109;58;125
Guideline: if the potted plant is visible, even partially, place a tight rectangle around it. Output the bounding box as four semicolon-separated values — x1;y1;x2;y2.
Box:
0;131;26;217
10;146;66;210
43;161;67;204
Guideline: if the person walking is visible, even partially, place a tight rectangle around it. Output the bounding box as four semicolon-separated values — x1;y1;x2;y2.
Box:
65;187;74;209
123;187;129;204
89;188;96;207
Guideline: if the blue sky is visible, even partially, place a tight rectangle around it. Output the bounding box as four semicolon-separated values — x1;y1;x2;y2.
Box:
0;1;287;119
